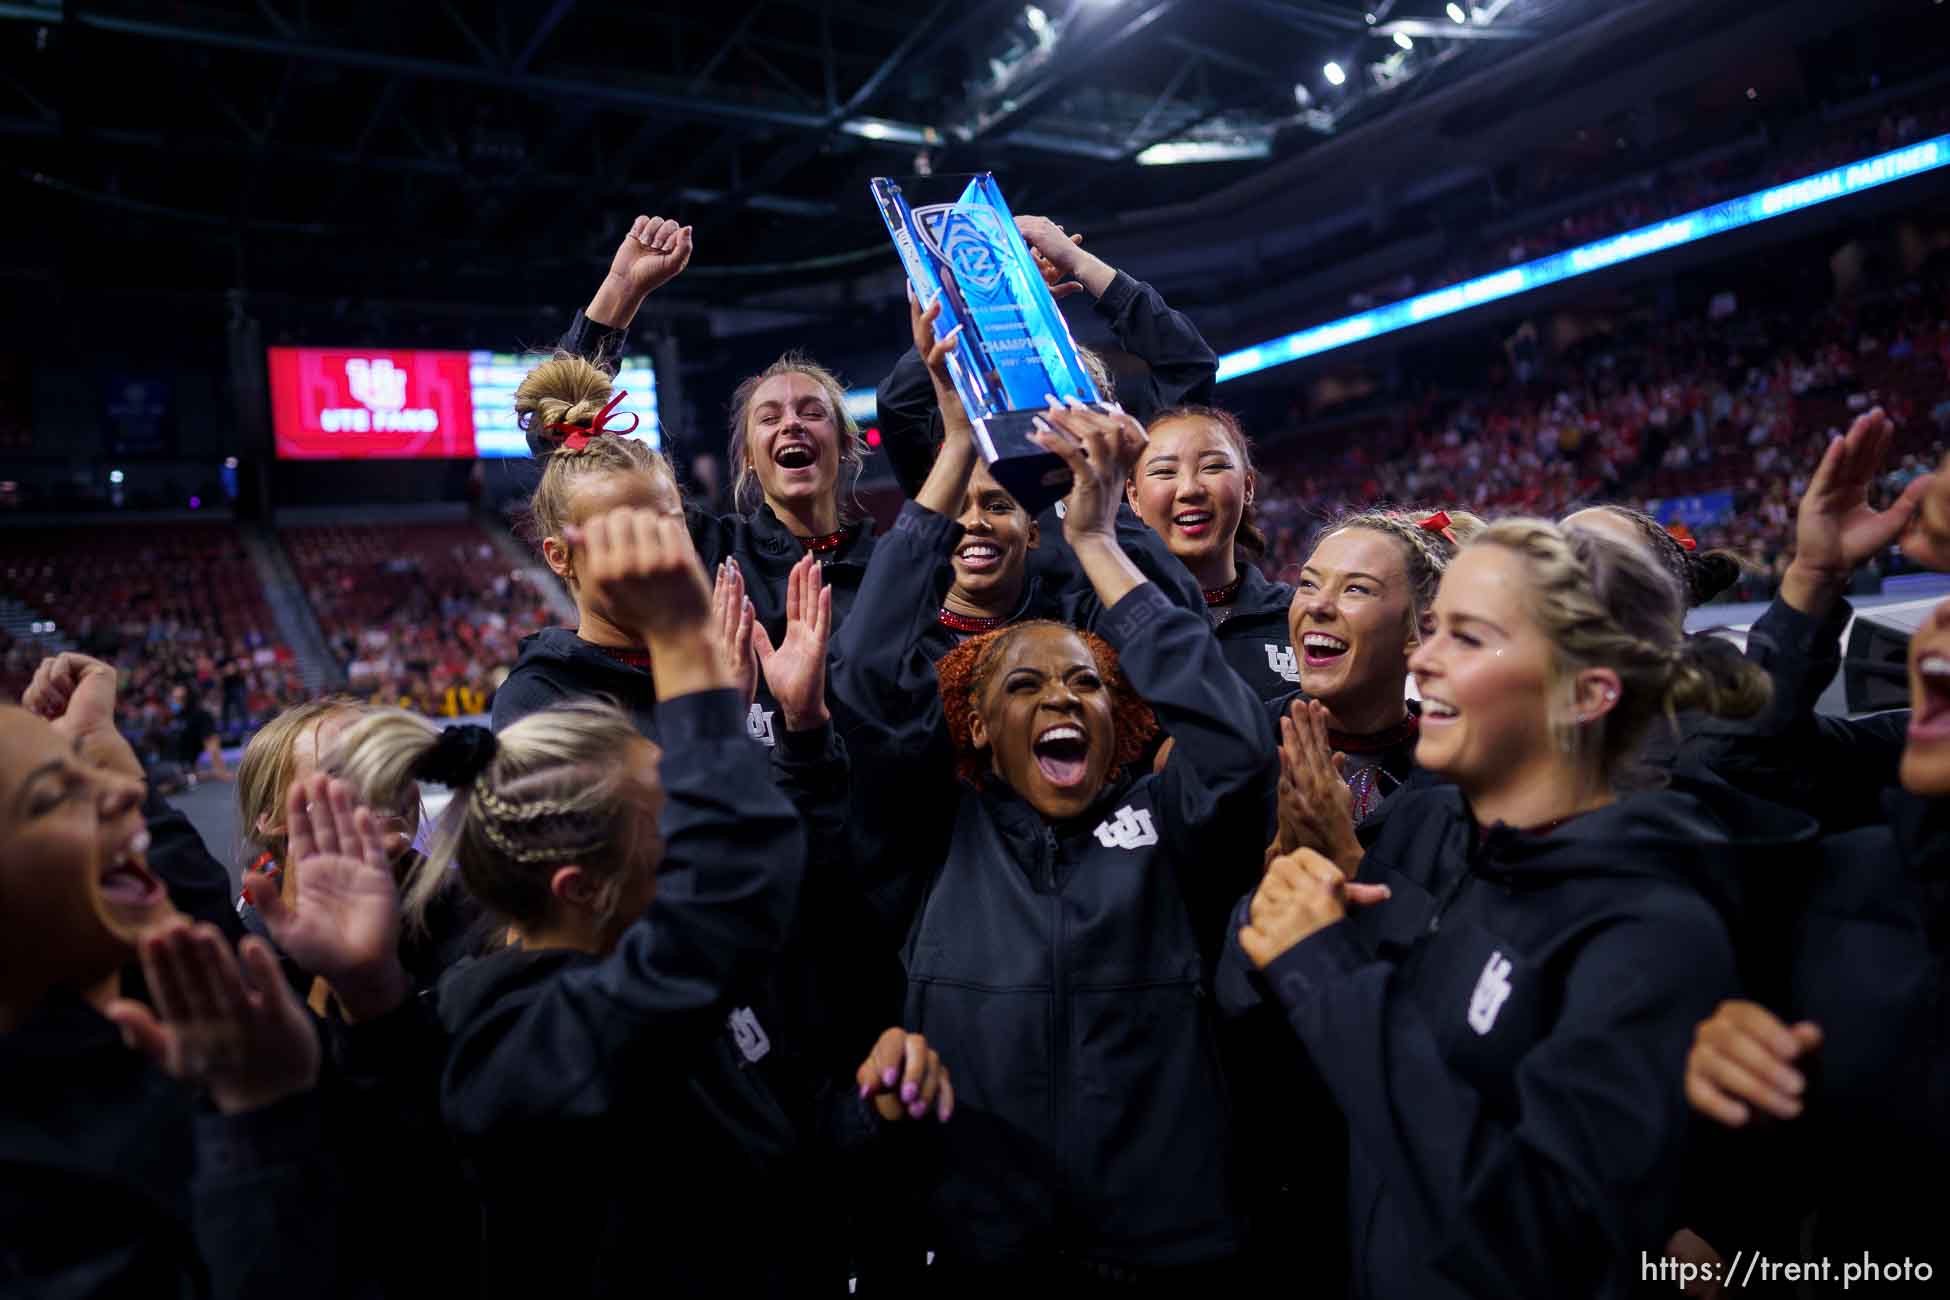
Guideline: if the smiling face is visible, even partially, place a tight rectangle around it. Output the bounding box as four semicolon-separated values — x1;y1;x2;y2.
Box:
0;708;176;1000
1407;546;1559;791
1129;415;1252;574
968;624;1117;820
950;462;1039;612
1291;527;1419;725
1902;597;1950;796
745;371;841;517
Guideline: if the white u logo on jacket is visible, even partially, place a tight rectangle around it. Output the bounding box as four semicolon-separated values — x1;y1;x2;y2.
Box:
746;703;776;748
1094;805;1159;851
1468;951;1514;1035
1265;643;1299;683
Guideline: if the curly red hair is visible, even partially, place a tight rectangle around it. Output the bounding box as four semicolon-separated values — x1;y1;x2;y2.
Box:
936;620;1159;788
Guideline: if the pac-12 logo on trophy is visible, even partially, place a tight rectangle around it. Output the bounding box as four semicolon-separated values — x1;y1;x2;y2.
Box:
912;203;1012;293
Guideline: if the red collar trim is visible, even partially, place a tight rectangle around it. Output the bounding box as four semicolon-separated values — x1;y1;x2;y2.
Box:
938;607;1014;635
588;641;653;671
801;527;850;555
1202;574;1244;606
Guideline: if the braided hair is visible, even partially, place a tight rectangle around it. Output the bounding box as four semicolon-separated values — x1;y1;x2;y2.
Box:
1471;518;1770;780
935;620;1157;789
1580;505;1744;607
1319;507;1486;628
328;700;661;931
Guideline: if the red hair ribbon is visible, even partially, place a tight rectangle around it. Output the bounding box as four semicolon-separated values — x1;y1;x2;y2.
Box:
1417;510;1457;545
1665;521;1698;552
553;390;640;451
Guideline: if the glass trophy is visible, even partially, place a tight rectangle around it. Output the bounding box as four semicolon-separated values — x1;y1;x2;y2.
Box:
871;173;1104;515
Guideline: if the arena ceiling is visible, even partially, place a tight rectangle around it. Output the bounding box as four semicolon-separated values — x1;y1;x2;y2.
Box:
3;0;1616;311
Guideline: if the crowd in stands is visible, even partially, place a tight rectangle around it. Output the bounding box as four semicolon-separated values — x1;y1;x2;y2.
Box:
283;521;557;718
0;524;303;781
1255;265;1950;603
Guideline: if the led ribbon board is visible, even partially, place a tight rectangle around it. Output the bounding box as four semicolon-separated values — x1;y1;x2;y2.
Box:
268;348;658;459
1215;134;1950;382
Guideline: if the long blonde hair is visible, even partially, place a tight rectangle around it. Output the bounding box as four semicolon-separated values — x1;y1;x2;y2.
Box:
725;352;868;521
1471;518;1769;778
329;701;661;930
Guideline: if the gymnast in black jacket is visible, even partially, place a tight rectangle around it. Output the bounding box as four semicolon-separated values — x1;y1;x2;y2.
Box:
319;507;948;1299
832;395;1276;1285
3;674;342;1300
1230;518;1787;1300
555;219;878;732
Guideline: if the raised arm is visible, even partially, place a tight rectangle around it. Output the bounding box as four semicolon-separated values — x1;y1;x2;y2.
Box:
1682;408;1928;825
557;215;693;367
445;510;804;1126
1035;401;1275;915
1015;214;1218;422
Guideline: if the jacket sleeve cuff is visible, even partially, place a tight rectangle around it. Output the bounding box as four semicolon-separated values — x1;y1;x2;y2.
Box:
559;308;629;367
1753;591;1852;657
1264;919;1370;1011
1097;581;1173;647
194;1091;325;1179
776;717;838;759
889;498;966;552
1092;269;1141;322
655;689;748;745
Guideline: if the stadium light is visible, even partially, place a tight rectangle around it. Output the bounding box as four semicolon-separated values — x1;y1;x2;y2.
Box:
1215;133;1950;382
108;469;124;484
1394;31;1414;49
1137;137;1274;165
1446;2;1466;22
1323;61;1347;86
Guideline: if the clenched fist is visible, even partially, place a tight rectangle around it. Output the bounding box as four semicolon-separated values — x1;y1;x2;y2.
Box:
1238;847;1390;969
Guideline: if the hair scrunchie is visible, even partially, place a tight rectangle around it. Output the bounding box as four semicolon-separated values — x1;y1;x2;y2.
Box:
416;723;499;787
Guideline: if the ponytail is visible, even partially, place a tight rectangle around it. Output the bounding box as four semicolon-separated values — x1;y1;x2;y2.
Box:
515;352;678;573
329;701;657;932
1666;633;1771;721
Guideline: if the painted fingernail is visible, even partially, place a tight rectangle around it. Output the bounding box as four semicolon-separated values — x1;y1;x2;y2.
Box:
909;1100;929;1118
883;1066;898;1087
1044;393;1062;407
1063;395;1087;409
859;1080;873;1100
937;1098;952;1121
901;1081;919;1103
1032;416;1054;433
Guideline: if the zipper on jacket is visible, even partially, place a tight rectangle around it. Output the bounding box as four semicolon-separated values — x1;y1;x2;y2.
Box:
1045;825;1069;1231
1427;867;1471;935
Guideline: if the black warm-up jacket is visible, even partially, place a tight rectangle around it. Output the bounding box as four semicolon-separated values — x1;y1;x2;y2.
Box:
1674;593;1906;832
1224;779;1813;1300
1690;786;1950;1281
1213;561;1297;703
335;689;893;1298
558;312;879;738
0;992;342;1300
838;574;1276;1269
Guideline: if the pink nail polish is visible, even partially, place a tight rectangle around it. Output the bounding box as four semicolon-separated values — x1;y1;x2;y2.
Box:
901;1081;918;1103
882;1066;898;1087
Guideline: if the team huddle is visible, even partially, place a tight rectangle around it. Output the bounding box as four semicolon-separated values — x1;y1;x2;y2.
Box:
6;214;1947;1299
